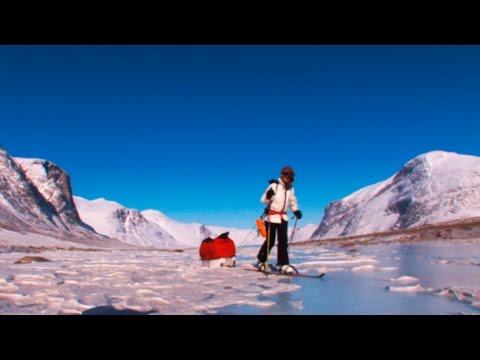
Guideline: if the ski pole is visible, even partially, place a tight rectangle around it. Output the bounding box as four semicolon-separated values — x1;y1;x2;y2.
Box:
288;217;298;251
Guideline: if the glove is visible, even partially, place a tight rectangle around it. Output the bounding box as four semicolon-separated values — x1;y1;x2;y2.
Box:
266;188;275;200
294;210;302;219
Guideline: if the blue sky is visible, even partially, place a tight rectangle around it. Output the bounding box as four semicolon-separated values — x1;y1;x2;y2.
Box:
1;45;479;228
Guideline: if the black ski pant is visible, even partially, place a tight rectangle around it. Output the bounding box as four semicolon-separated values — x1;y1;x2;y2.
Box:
257;220;289;266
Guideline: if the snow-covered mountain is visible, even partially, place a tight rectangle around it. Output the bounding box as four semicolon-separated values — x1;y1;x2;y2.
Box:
75;197;265;248
312;151;480;239
141;209;213;247
291;223;317;241
0;146;117;246
74;197;186;248
0;146;61;233
207;225;263;246
16;158;94;231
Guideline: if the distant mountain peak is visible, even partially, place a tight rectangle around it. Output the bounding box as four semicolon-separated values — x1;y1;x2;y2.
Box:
416;150;455;159
74;196;124;209
74;196;209;248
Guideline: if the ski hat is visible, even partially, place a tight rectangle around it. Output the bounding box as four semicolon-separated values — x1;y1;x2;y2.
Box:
281;166;295;176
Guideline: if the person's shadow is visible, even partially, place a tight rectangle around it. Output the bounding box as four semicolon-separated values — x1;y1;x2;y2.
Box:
82;306;156;315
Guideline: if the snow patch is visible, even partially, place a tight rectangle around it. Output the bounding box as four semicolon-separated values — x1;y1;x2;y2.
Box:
388;284;425;293
352;265;377;272
386;276;419;283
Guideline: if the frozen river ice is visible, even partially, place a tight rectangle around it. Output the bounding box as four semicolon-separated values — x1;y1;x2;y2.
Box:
1;240;479;314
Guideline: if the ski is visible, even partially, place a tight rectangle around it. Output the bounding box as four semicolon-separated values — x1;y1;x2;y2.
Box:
243;267;325;279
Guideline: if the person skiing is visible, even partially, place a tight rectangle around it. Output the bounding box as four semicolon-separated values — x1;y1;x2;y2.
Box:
256;166;302;274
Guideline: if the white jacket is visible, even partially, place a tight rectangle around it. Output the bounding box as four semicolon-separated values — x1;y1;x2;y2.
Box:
261;178;299;224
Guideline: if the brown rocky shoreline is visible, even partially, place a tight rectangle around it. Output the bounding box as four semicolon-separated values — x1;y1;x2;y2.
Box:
295;216;480;247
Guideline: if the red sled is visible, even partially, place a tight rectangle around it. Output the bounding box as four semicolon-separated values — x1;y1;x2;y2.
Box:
199;232;236;268
199;232;236;261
